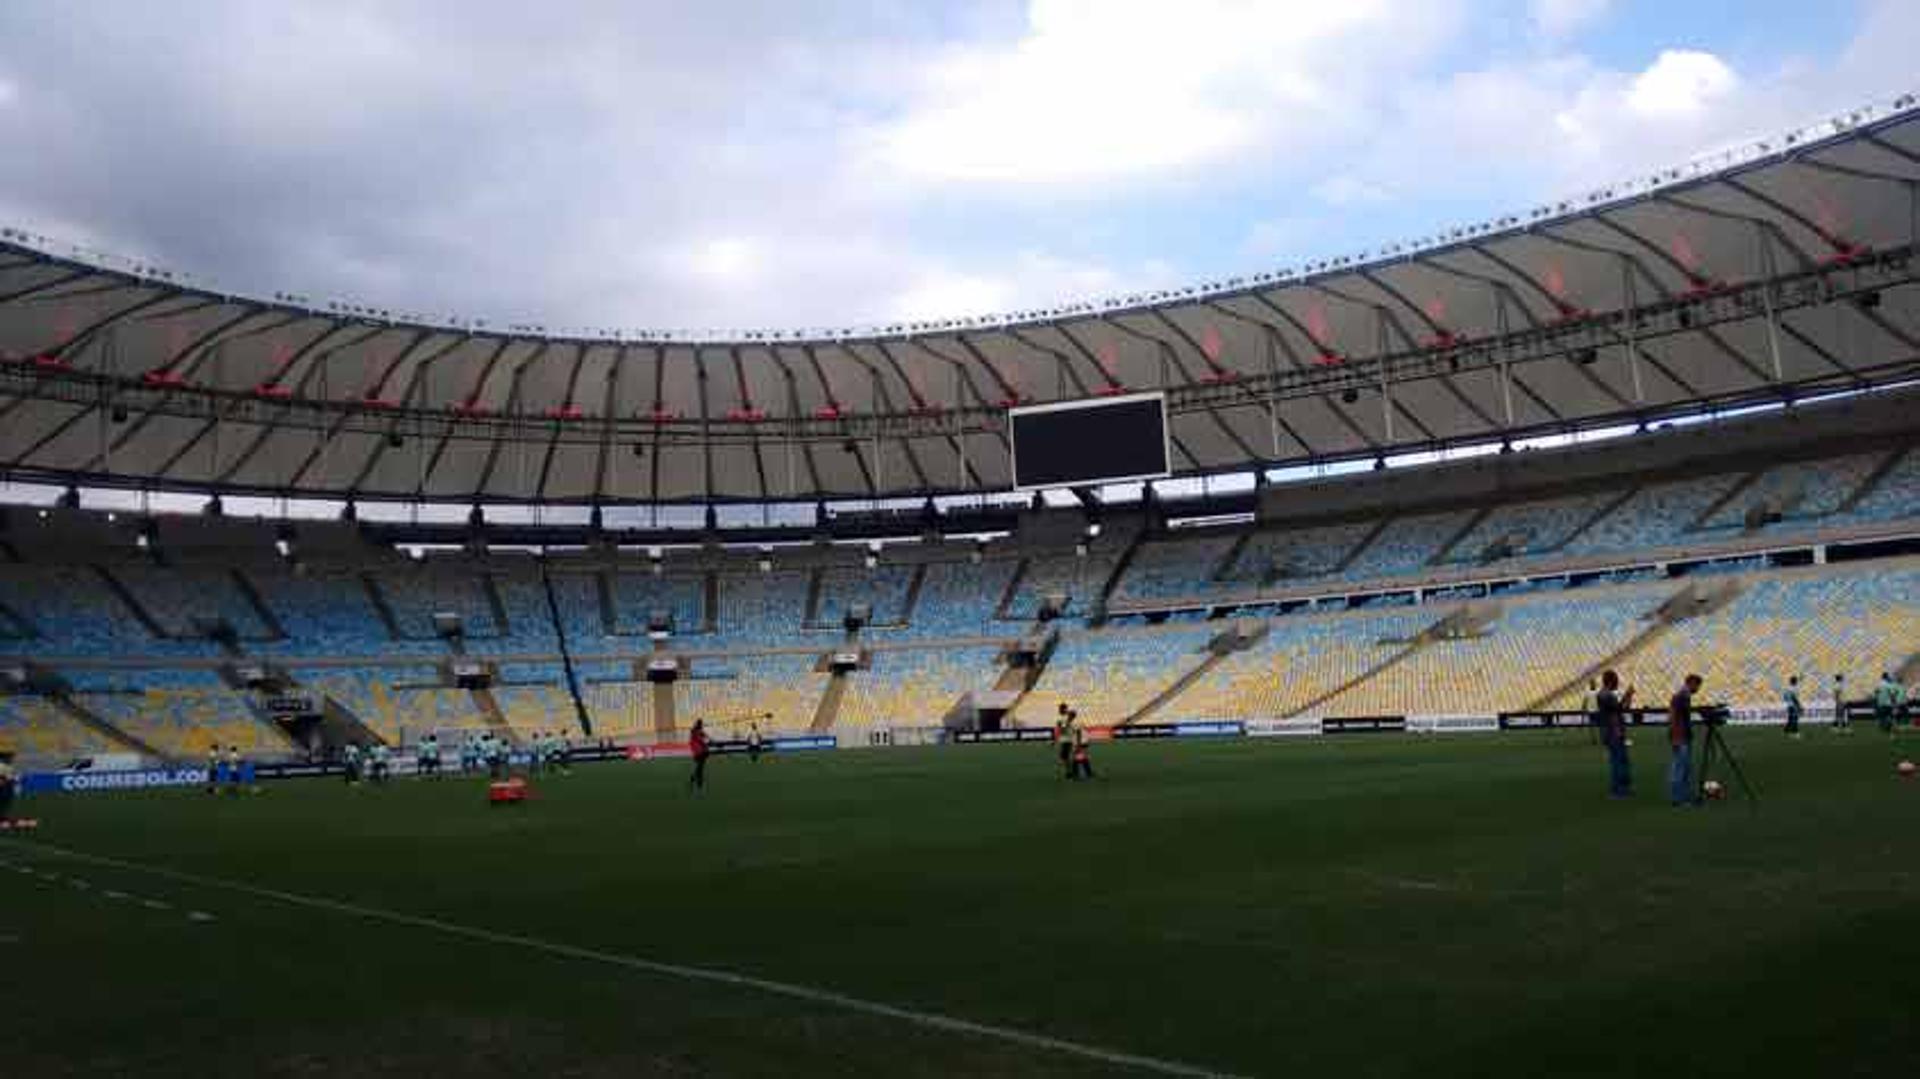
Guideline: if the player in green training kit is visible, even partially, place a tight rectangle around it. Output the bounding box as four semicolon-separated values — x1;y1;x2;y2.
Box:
1874;672;1906;734
1783;675;1803;738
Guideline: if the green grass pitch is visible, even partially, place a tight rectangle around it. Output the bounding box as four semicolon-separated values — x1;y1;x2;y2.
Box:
4;731;1917;1077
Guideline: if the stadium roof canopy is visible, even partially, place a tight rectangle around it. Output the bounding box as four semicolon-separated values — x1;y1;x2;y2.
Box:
2;92;1919;508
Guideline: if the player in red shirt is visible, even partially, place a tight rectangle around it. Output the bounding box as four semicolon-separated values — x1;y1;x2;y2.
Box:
688;719;710;791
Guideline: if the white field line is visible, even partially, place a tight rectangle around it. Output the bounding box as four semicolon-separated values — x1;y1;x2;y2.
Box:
7;841;1243;1079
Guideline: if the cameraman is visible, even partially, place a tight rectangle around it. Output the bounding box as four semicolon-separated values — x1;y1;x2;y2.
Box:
1668;674;1704;807
1595;670;1634;798
0;749;17;823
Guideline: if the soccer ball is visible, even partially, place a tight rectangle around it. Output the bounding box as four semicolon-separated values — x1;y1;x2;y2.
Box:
1898;760;1917;779
1702;779;1726;800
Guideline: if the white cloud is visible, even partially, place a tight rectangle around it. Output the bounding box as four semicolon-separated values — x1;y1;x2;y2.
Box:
0;0;1912;338
1311;175;1391;207
1529;0;1609;39
1625;49;1738;117
872;0;1451;185
889;250;1176;321
688;238;761;281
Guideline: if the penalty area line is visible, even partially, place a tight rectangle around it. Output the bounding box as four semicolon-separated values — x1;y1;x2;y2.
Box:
9;841;1241;1079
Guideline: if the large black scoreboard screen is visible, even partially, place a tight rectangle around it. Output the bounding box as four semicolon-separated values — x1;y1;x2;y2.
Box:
1009;392;1170;490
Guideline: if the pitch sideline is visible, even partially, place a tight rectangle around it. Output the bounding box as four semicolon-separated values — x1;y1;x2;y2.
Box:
5;839;1243;1079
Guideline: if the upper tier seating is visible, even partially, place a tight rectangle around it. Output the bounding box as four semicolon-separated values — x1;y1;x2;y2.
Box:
1112;535;1237;602
250;567;420;657
1338;510;1477;582
1443;493;1614;563
893;559;1014;638
1230;522;1376;585
709;572;810;644
369;566;499;640
816;563;916;627
1558;475;1737;558
599;569;706;637
470;571;561;655
1700;454;1883;532
111;564;276;639
1007;547;1123;620
0;564;211;658
1835;447;1920;524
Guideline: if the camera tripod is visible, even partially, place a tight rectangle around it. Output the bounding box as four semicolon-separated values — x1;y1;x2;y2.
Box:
1695;711;1758;807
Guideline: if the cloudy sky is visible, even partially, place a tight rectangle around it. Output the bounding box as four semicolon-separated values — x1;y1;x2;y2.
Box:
0;0;1913;335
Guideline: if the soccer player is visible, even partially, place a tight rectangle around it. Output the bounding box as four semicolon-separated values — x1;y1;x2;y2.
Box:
1583;678;1601;745
1832;673;1851;733
1596;670;1635;798
747;722;763;764
417;733;440;778
1873;672;1905;734
342;742;362;785
224;745;244;796
1070;725;1095;781
481;732;504;779
1783;675;1803;738
369;742;391;785
0;750;18;823
688;719;710;791
1668;674;1704;807
1055;702;1075;779
205;745;222;795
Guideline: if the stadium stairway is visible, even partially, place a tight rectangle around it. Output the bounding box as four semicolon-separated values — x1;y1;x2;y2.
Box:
360;574;405;640
231;570;290;640
1521;582;1737;712
91;566;168;640
1123;622;1267;725
1836;446;1912;514
0;596;33;638
1210;532;1254;584
1091;528;1149;623
1427;508;1493;567
48;693;167;759
593;571;619;635
992;559;1028;621
1895;652;1920;686
1554;488;1640;555
802;569;825;625
897;563;929;626
314;694;391;749
469;688;523;745
1332;517;1393;576
480;575;511;633
811;668;847;733
1685;471;1762;532
652;681;676;739
1286;608;1478;719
